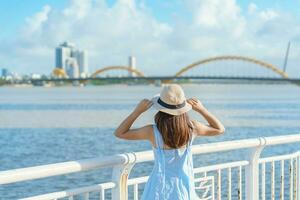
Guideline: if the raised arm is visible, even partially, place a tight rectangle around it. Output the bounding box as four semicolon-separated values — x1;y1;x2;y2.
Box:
187;98;225;136
114;99;153;140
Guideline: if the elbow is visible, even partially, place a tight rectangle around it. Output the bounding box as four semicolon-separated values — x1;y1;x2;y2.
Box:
114;130;121;138
217;126;225;135
114;130;127;139
114;128;129;139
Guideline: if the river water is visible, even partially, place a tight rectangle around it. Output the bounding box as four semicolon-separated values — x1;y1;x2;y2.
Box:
0;83;300;199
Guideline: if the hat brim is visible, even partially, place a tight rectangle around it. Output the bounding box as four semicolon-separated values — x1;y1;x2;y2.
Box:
151;95;192;116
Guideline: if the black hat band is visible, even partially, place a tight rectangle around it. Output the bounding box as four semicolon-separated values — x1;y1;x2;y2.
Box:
157;98;186;109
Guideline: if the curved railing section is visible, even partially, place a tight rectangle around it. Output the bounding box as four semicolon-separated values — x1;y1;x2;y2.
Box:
175;55;289;78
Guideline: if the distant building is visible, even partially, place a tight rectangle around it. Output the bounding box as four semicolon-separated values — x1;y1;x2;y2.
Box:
1;68;9;77
31;73;42;79
55;42;88;78
128;56;136;77
65;58;79;78
72;50;88;78
55;42;73;70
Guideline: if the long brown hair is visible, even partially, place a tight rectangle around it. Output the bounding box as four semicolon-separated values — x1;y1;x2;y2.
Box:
154;111;193;149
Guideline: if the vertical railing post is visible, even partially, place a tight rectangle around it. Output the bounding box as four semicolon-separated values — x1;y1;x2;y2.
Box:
112;153;136;200
297;153;300;200
245;138;266;200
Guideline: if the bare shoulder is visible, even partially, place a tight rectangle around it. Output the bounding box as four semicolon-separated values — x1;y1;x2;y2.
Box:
143;124;155;145
191;119;202;129
139;124;154;139
190;119;203;135
142;124;154;133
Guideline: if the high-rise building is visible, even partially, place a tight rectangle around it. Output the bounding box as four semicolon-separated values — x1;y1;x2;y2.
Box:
72;50;88;78
55;42;88;78
1;68;8;77
128;56;136;77
55;42;72;70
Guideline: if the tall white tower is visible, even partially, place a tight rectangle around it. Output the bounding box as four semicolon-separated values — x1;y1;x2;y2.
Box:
282;41;291;73
128;56;136;77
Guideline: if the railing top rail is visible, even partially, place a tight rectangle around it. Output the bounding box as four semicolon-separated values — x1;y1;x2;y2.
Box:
20;182;116;200
0;133;299;185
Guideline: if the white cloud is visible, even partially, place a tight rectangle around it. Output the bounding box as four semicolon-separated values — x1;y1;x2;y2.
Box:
63;0;92;19
23;5;51;36
191;0;242;27
248;3;257;14
186;0;246;38
259;9;279;21
0;0;300;77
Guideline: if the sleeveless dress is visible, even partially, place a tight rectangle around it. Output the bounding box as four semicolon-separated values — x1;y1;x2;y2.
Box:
141;124;199;200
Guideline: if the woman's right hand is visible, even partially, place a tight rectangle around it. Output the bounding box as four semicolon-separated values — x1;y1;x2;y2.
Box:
187;98;205;112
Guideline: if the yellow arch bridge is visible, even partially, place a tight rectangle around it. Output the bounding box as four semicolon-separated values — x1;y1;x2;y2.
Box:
91;66;145;77
175;55;289;78
52;55;289;79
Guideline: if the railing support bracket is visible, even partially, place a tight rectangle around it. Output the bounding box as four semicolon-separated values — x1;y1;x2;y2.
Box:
245;137;266;200
111;153;136;200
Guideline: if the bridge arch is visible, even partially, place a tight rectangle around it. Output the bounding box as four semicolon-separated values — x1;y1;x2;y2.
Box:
91;66;145;77
175;55;289;78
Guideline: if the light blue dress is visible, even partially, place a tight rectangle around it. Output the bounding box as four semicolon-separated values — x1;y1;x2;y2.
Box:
141;124;198;200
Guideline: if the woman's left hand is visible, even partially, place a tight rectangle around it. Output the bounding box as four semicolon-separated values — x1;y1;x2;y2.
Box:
134;99;153;114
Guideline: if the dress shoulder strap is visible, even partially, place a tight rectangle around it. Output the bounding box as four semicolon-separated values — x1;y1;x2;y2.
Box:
153;124;163;149
187;121;196;147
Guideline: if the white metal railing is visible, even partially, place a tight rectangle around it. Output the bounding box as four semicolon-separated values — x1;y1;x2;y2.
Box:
1;134;300;200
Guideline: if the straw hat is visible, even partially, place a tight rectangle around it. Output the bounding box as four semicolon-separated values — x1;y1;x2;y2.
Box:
152;84;192;115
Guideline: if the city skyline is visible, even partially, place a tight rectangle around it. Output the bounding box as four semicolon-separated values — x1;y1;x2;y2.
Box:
0;0;300;77
55;41;88;78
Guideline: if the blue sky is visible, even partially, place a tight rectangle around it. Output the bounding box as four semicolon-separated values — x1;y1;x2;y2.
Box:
0;0;300;77
1;0;299;37
0;0;181;37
